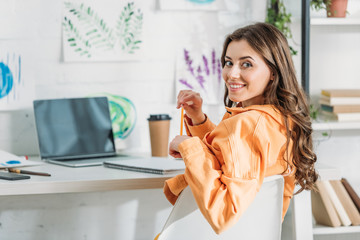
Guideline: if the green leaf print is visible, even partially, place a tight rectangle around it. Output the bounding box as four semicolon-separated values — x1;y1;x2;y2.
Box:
63;1;143;58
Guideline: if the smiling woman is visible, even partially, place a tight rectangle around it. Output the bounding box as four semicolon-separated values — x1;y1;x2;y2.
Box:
0;62;14;99
222;39;273;108
164;22;318;234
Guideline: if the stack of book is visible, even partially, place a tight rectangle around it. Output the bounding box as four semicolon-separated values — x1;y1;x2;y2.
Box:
320;89;360;122
312;178;360;227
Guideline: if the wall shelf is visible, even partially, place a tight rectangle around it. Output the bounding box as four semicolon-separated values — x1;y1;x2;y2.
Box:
313;225;360;235
311;17;360;25
312;121;360;131
298;1;360;240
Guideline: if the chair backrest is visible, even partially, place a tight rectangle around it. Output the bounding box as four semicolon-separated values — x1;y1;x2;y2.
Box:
157;175;284;240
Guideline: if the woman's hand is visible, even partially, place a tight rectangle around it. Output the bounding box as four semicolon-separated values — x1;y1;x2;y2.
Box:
169;135;191;158
177;90;205;125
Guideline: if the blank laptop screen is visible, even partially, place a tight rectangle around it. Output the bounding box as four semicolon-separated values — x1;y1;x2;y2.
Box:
33;97;116;160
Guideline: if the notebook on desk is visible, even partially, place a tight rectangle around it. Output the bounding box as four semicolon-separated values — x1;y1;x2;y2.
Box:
33;97;131;167
104;157;185;174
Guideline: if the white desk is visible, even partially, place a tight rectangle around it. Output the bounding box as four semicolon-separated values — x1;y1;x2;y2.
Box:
0;157;178;196
0;157;178;240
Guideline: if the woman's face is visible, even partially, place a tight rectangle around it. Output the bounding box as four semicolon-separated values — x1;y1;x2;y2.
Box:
222;40;272;108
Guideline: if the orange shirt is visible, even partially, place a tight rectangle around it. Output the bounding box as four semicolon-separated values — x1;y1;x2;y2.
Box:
163;105;296;234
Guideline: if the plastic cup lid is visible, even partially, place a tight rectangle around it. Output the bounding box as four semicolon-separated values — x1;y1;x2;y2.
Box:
147;114;172;121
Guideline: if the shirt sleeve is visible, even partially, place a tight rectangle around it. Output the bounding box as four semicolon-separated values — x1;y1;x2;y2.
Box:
163;174;188;205
183;114;216;139
178;114;273;234
163;112;231;205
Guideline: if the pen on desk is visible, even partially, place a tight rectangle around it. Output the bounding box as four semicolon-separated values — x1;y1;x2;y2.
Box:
7;168;51;177
180;107;184;136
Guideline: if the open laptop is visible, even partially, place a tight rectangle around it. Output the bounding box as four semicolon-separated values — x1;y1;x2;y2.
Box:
33;96;131;167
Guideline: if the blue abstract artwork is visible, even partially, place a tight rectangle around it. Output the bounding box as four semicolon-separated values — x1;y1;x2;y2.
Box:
0;62;14;99
0;53;23;108
188;0;215;3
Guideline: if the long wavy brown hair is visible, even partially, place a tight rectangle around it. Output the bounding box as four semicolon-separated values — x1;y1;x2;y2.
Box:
221;22;318;193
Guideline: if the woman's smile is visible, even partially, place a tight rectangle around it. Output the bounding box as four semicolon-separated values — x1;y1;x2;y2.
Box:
228;83;246;91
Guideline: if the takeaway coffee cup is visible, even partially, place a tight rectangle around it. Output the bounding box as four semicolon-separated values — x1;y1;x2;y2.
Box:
148;114;172;157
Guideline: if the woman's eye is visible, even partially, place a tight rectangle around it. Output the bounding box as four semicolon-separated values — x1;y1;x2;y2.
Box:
224;61;233;67
242;62;252;68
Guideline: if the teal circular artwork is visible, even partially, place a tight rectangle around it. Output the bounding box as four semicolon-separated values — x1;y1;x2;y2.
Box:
92;93;136;139
0;62;14;99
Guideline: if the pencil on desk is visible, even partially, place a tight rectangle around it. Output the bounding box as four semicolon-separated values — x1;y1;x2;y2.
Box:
180;107;184;135
8;168;51;177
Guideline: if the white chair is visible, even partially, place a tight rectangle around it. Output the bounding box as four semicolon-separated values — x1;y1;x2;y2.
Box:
156;175;284;240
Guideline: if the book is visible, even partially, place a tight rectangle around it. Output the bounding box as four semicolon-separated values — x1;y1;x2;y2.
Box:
330;180;360;226
322;180;352;226
320;103;360;114
341;178;360;213
321;111;360;122
103;157;185;174
312;181;341;227
320;95;360;106
321;89;360;98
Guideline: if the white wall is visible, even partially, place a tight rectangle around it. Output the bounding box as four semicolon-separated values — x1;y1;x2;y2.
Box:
2;0;359;159
0;1;268;240
0;0;267;156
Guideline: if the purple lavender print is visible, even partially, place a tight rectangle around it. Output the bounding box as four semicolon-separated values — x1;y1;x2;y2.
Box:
177;48;224;105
